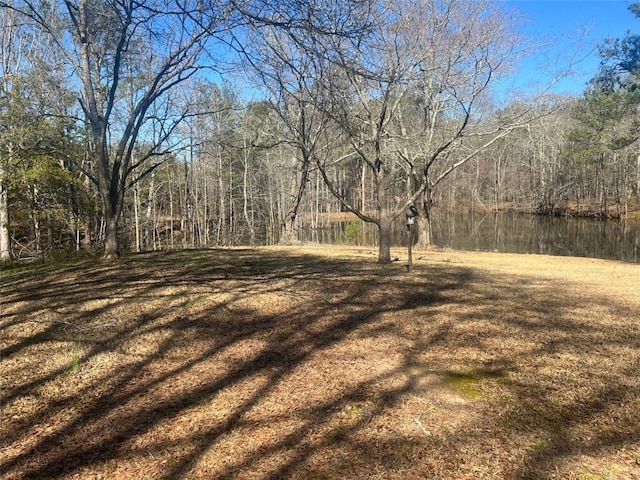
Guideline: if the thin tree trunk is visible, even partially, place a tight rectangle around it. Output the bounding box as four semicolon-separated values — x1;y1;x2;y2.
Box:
152;191;158;250
169;180;174;249
268;162;277;245
30;186;42;257
243;146;256;244
217;150;225;245
636;153;640;198
0;178;10;263
228;162;233;243
313;168;320;229
193;163;200;247
203;171;210;245
361;161;366;212
182;159;188;248
133;183;141;252
144;171;155;251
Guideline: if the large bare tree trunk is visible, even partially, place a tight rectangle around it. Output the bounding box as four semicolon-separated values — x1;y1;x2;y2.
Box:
416;189;433;248
102;199;121;259
377;218;393;264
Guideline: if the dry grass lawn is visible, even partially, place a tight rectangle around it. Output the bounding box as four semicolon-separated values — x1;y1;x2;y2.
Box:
1;246;639;479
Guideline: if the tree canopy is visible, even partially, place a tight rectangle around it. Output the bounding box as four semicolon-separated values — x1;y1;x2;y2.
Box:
0;0;638;264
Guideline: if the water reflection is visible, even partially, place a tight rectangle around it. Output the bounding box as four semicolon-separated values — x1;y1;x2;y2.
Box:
300;213;640;263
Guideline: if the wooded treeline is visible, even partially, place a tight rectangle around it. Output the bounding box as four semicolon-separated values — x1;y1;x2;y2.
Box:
2;0;640;264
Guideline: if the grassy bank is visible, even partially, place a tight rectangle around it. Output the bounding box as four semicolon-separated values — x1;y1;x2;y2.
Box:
1;246;639;479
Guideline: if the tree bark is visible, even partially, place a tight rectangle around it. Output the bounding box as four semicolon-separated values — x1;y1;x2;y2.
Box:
377;218;393;264
102;198;121;259
636;153;640;198
416;189;433;248
279;154;309;245
133;183;141;252
0;179;11;263
242;144;256;245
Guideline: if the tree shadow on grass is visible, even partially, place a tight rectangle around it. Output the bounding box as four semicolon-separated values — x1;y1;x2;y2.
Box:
1;248;638;479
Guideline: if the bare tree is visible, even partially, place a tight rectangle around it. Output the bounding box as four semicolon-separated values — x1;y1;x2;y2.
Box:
296;0;524;262
1;0;240;258
386;0;530;247
233;0;377;245
239;29;331;244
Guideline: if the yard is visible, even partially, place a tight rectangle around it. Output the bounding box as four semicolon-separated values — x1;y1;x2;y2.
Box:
1;246;639;479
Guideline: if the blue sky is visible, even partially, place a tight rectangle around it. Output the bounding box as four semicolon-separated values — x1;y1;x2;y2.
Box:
499;0;639;96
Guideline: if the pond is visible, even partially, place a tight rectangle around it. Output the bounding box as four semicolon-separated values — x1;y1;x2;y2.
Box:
301;212;640;263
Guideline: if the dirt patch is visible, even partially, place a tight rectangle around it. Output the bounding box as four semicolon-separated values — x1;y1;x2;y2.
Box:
1;246;639;479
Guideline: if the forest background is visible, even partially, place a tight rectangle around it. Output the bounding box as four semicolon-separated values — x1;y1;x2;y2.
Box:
2;0;640;264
